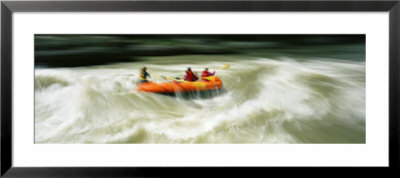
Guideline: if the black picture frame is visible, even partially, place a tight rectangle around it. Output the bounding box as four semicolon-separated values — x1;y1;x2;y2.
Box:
1;0;399;177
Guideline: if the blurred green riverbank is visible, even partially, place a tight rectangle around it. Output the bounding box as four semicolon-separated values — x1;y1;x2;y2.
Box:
35;35;365;67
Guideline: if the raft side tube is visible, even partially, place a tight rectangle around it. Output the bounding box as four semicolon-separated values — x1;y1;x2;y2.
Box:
137;76;223;93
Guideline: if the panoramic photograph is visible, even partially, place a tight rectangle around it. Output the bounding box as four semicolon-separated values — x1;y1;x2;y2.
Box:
34;34;365;144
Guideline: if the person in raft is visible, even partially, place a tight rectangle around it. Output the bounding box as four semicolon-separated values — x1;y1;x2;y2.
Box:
201;68;216;81
138;67;150;83
184;67;198;82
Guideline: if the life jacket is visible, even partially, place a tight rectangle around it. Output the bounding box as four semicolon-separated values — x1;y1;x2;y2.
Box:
202;71;210;78
139;70;149;81
186;70;197;81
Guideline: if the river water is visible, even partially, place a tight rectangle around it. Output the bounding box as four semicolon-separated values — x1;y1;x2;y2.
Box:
35;53;365;143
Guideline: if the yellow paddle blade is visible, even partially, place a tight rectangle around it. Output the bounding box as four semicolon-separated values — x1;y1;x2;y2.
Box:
220;64;230;70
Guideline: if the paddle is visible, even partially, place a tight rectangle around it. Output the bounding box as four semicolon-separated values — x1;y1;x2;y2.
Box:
219;64;231;70
162;76;188;83
149;70;188;82
150;71;165;80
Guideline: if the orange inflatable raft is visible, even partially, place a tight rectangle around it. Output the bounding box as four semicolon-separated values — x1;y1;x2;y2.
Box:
137;76;223;93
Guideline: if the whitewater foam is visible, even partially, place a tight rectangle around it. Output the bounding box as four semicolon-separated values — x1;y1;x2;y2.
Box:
35;57;365;143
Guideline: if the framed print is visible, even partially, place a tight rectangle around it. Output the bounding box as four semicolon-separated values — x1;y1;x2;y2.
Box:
1;0;399;177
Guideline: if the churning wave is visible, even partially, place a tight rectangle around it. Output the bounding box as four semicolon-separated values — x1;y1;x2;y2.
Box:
34;57;365;143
